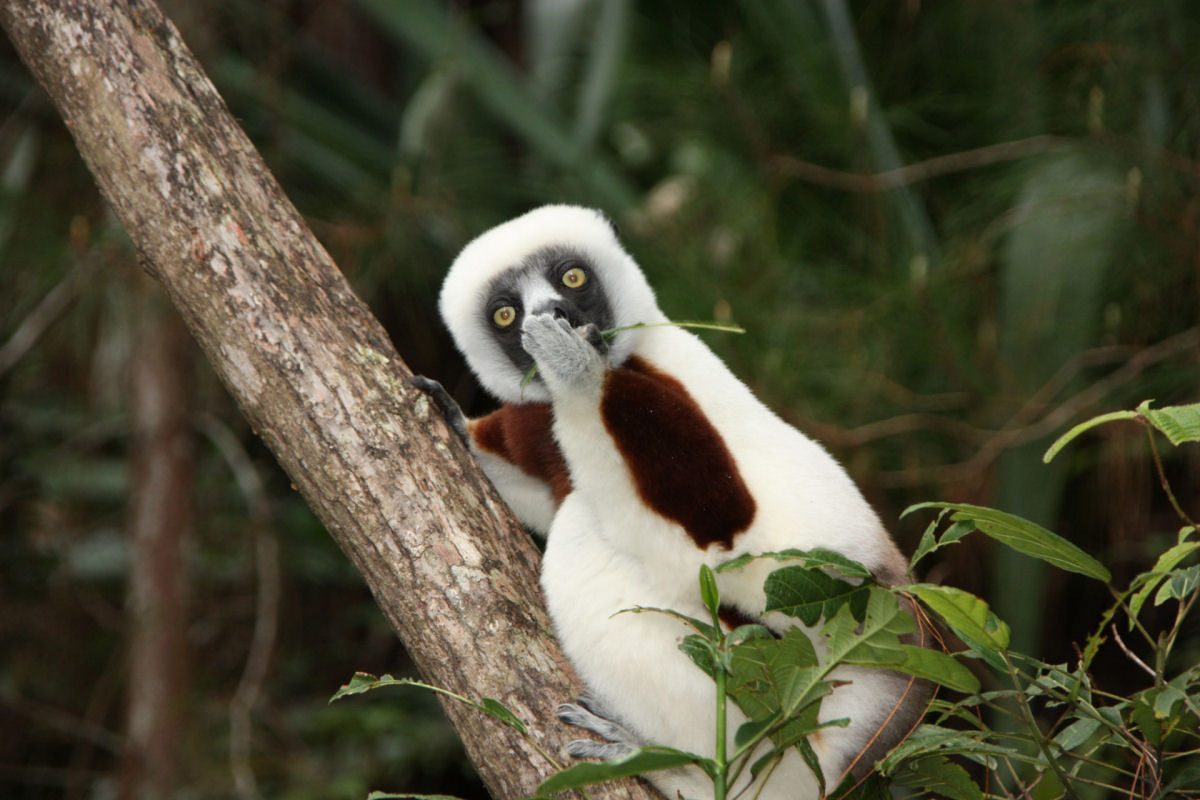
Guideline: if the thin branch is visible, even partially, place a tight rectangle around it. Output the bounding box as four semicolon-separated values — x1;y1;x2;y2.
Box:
875;327;1200;487
770;135;1066;193
0;264;83;378
196;413;279;800
1108;623;1156;680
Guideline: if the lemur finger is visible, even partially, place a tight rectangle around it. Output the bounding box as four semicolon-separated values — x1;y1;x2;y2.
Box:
409;375;470;446
565;739;637;761
557;702;638;744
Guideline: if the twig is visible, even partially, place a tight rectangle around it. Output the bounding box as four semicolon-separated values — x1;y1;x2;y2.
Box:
196;413;280;800
0;264;84;378
874;327;1200;488
1108;623;1156;679
770;135;1066;193
1144;426;1197;528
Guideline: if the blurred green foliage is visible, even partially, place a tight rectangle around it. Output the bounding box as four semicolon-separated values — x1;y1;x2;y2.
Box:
0;0;1197;797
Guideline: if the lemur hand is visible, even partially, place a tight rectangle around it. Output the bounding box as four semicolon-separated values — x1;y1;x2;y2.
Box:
409;375;470;446
521;314;609;393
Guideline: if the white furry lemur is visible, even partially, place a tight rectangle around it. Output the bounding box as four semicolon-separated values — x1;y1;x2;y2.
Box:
413;205;927;799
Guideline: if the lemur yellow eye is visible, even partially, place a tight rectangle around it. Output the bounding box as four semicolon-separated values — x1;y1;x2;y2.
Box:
562;267;587;288
492;306;517;327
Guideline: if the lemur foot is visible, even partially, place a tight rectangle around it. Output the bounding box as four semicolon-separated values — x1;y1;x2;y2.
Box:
409;375;470;446
557;695;638;761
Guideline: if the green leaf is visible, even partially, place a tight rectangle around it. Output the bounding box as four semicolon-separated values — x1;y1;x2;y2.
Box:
906;502;1111;582
910;513;976;572
1052;717;1103;751
724;628;829;735
329;674;528;734
1137;399;1200;445
330;671;392;701
679;633;721;677
367;794;467;800
1042;410;1140;463
536;747;705;794
478;698;527;734
879;724;1015;773
897;645;980;694
1043;401;1200;462
718;548;871;579
893;755;983;800
1155;564;1200;607
764;566;871;625
1128;540;1200;625
820;590;915;669
904;584;1010;670
618;605;718;640
699;564;721;627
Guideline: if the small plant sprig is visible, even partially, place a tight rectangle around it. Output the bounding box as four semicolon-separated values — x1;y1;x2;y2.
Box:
337;400;1200;800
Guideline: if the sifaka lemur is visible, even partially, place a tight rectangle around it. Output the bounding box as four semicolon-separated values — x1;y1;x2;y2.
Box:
414;205;927;799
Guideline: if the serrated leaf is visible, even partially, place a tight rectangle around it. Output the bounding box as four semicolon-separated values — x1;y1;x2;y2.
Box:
536;747;705;794
906;503;1110;582
904;584;1010;670
821;590;914;669
724;628;830;739
1137;399;1200;445
910;513;975;571
910;516;942;571
764;566;870;625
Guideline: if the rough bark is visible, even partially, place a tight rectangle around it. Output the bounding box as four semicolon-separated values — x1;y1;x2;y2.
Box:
0;2;652;798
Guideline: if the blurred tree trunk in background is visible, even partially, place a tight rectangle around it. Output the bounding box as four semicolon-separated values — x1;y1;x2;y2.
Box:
0;2;653;799
121;281;192;800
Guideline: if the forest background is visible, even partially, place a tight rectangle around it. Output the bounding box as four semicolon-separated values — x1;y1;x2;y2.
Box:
1;1;1197;798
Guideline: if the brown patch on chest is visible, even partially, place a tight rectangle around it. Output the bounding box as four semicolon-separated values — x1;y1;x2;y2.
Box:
470;403;572;504
600;356;756;549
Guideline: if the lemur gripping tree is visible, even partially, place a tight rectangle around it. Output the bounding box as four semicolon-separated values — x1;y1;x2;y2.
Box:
417;205;929;800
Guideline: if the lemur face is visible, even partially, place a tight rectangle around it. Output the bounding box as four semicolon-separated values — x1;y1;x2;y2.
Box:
440;205;666;404
483;247;615;384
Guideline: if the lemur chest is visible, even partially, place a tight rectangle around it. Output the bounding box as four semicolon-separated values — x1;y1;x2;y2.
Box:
556;355;758;551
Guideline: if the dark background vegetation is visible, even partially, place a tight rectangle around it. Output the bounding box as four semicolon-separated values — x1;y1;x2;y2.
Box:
1;1;1197;797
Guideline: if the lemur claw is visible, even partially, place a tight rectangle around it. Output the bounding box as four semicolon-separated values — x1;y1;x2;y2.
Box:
409;375;470;446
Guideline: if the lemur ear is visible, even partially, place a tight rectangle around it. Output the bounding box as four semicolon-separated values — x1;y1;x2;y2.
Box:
598;210;619;237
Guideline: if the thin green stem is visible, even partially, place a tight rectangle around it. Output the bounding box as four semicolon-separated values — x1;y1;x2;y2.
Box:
714;664;729;800
1002;653;1083;800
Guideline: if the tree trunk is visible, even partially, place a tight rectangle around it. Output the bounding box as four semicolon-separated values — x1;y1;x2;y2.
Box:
123;280;191;800
0;2;653;798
